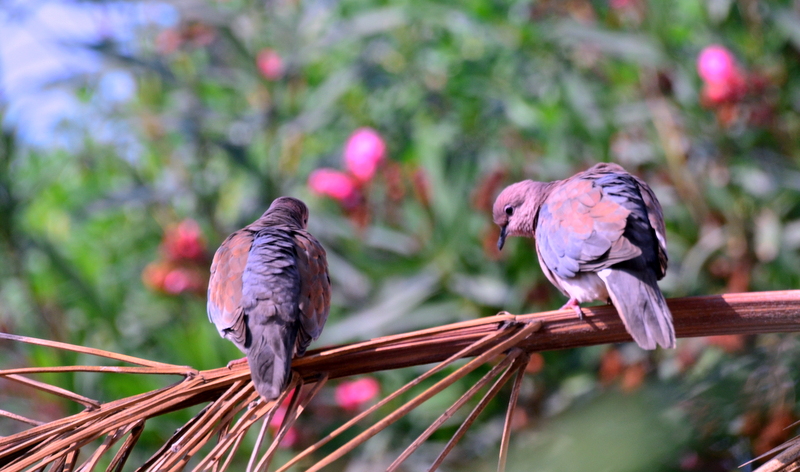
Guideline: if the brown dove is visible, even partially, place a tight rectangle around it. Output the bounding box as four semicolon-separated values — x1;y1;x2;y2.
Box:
208;196;331;399
493;163;674;350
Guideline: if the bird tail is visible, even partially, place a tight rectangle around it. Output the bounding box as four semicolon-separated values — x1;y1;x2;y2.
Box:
246;322;298;400
598;267;675;350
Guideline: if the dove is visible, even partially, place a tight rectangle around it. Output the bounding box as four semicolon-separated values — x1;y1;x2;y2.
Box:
493;163;675;350
208;196;331;399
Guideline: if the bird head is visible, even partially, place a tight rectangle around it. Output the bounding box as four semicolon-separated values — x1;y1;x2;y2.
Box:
492;180;551;250
264;196;310;228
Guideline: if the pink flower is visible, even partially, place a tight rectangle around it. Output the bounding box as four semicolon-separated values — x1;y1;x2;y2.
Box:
163;268;193;294
257;49;284;80
335;377;380;411
343;128;386;182
308;168;359;204
697;45;746;105
162;219;206;262
143;262;206;296
697;45;737;85
702;81;733;103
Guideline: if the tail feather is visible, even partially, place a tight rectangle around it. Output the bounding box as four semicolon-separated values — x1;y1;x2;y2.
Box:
597;267;675;349
246;322;298;400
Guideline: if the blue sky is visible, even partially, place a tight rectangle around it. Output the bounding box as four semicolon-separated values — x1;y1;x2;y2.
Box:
0;0;177;148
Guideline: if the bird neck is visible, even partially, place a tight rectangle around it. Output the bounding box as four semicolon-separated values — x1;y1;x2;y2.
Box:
516;181;553;237
254;210;303;229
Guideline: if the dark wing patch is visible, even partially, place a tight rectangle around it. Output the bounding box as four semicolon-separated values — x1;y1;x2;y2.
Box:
208;230;253;347
633;175;668;278
293;230;331;356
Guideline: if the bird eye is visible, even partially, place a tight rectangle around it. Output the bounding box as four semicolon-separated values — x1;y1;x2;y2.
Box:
504;205;513;216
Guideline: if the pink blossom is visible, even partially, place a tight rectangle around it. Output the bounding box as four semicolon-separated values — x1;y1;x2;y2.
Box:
343;128;386;182
702;81;733;103
335;377;380;411
162;219;206;262
697;45;738;85
257;49;284;80
308;168;359;203
163;268;193;294
697;45;746;105
142;265;205;296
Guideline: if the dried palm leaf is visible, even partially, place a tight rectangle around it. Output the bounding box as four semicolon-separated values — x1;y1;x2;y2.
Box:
0;290;799;471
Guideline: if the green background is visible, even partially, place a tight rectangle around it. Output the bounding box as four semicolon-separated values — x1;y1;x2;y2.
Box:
2;0;800;470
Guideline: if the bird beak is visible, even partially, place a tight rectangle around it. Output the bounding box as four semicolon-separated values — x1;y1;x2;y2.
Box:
497;225;507;251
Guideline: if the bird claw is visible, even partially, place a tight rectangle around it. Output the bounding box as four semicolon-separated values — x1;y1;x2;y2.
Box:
560;299;584;320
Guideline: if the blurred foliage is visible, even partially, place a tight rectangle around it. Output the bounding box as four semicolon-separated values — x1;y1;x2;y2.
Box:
3;0;800;470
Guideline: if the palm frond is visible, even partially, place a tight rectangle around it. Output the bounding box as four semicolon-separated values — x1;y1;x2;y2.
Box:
1;290;800;471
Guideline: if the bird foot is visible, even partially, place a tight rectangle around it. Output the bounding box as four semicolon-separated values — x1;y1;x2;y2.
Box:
560;299;584;320
227;357;248;369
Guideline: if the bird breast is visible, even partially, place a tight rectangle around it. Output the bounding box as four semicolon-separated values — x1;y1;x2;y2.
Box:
552;270;610;304
535;247;610;304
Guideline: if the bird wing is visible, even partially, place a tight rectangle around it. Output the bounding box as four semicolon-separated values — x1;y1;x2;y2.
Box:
207;230;253;347
536;169;659;279
292;230;331;356
632;175;668;279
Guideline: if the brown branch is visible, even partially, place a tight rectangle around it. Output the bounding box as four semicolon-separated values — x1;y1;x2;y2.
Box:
0;366;193;376
303;323;541;472
0;333;192;370
293;290;800;380
107;421;145;472
428;351;528;472
754;439;800;472
274;328;513;472
2;374;100;408
387;350;522;471
498;354;527;472
0;409;43;427
1;290;799;471
246;379;300;472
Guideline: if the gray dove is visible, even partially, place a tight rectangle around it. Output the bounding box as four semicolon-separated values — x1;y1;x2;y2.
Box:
208;196;331;399
493;163;675;350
